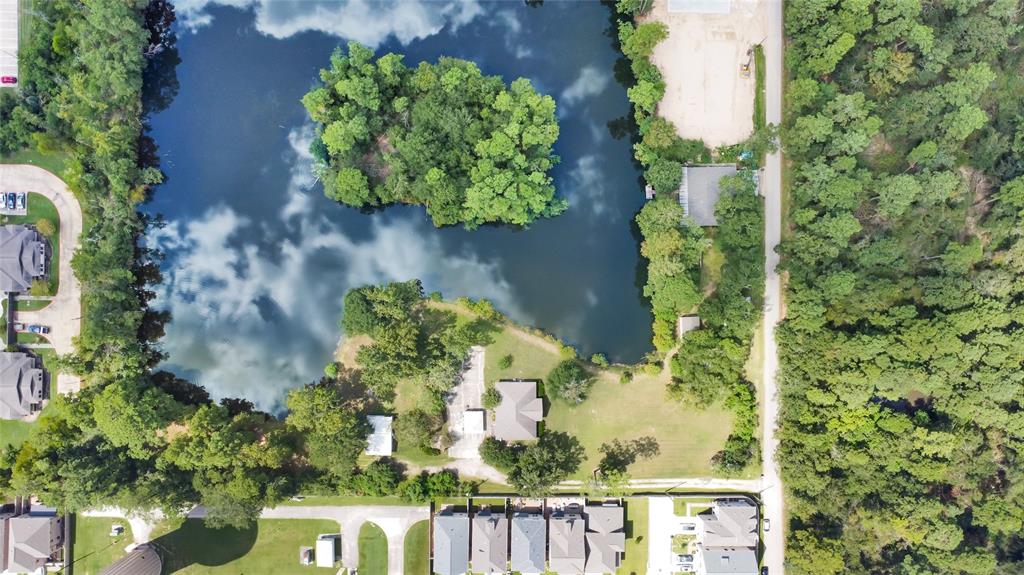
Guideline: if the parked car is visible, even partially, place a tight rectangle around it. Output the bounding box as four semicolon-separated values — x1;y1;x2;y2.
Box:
12;323;24;332
762;518;771;532
761;568;769;575
27;325;50;335
0;76;17;85
16;192;25;210
5;193;14;210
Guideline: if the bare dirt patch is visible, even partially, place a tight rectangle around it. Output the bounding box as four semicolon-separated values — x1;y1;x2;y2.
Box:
642;0;768;147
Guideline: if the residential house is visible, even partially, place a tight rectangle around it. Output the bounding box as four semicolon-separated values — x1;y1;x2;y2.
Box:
678;165;739;227
0;352;44;420
584;504;626;574
548;506;586;574
433;510;470;575
493;380;543;441
471;509;508;574
510;511;546;575
697;498;759;575
0;225;46;294
0;505;64;574
99;544;162;575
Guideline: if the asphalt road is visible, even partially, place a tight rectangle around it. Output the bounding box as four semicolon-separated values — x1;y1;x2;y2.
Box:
760;0;786;573
0;164;83;393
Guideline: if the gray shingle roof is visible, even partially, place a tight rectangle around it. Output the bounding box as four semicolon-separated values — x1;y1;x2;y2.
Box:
5;515;62;573
433;511;469;575
471;510;507;574
511;512;546;574
494;381;542;441
700;500;758;548
702;547;759;574
679;165;738;227
584;505;625;574
0;352;44;420
0;225;46;293
548;510;585;574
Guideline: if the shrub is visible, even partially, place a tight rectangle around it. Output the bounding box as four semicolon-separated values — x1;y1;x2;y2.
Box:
590;353;609;367
546;360;594;404
499;354;514;369
35;219;55;237
479;437;522;472
482;387;502;410
29;279;52;297
619;370;634;385
323;362;339;379
395;409;441;452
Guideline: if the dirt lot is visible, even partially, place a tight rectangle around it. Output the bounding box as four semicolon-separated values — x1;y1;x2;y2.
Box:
643;0;768;148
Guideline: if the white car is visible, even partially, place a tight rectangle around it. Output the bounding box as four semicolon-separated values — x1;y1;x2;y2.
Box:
762;518;771;532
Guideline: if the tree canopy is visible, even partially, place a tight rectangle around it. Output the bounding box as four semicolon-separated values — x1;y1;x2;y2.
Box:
303;42;565;229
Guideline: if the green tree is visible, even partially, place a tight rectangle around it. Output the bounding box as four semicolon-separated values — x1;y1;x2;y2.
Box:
545;360;594;403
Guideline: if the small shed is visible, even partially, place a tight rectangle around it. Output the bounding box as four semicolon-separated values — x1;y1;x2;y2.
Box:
365;415;394;456
315;533;339;568
298;546;313;566
677;315;701;339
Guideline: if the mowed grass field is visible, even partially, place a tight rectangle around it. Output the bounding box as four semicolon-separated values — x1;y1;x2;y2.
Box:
546;363;736;479
151;518;339;574
358;522;388;575
68;517;135;575
403;520;430;575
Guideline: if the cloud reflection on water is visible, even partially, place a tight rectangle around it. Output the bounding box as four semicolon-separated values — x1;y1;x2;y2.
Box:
148;127;524;410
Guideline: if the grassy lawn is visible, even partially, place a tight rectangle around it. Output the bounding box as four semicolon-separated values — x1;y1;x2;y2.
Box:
546;365;739;479
700;233;726;294
403;520;430;575
0;191;61;295
69;517;134;575
151;518;339;574
673;498;713;516
0;147;70;177
482;326;563;386
358;522;388;575
618;498;648;575
16;298;52;311
0;418;33;448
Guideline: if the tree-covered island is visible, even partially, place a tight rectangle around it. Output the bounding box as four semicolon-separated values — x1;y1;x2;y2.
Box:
302;42;565;229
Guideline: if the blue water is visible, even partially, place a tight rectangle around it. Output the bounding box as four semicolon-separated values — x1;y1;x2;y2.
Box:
145;1;652;409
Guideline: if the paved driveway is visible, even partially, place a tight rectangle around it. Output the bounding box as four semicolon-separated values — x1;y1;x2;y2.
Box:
447;345;485;459
0;165;83;393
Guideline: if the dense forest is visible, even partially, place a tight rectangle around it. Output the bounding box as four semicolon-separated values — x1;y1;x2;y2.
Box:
778;1;1024;573
302;42;564;229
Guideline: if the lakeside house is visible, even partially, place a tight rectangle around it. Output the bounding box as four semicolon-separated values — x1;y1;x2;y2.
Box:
0;225;47;294
493;380;543;441
678;165;739;227
0;351;45;420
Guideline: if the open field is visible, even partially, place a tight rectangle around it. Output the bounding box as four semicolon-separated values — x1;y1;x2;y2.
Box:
151;518;339;574
358;522;388;575
642;0;767;147
546;364;738;479
403;520;430;575
619;497;649;575
68;517;135;575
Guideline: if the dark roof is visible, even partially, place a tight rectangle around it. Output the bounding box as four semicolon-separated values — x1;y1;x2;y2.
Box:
0;351;44;420
0;225;46;293
99;544;163;575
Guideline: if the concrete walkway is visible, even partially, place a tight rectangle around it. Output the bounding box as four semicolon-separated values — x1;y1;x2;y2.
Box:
556;477;762;491
0;164;83;394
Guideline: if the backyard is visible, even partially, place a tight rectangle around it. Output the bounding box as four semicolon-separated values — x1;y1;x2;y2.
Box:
65;517;135;575
150;518;339;574
403;520;430;575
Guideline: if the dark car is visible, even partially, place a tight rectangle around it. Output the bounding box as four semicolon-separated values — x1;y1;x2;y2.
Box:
5;193;14;210
761;568;769;575
0;76;17;85
27;325;50;335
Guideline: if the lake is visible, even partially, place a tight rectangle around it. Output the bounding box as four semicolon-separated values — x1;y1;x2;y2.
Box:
145;0;653;409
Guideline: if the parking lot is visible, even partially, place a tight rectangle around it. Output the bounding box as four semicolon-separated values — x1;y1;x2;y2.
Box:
0;0;18;86
0;191;28;215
